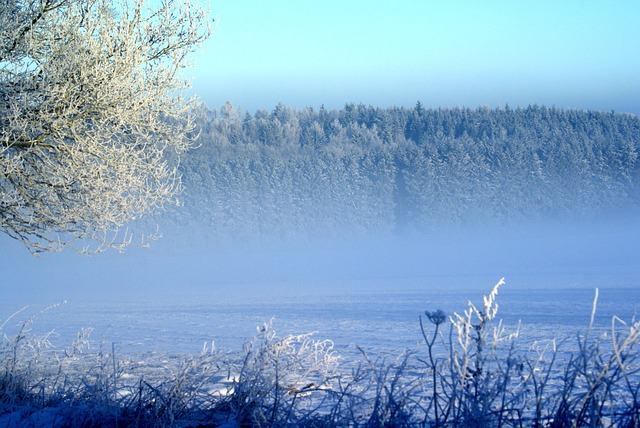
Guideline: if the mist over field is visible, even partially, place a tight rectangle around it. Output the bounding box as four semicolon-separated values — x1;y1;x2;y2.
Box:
3;214;639;305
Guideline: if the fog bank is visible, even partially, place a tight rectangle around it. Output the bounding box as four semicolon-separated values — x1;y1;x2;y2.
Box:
2;215;638;308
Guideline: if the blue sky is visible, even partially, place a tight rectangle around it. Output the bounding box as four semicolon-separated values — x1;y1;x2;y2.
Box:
191;1;640;113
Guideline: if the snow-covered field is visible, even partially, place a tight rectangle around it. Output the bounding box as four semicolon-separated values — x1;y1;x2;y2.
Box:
2;280;639;426
4;282;638;359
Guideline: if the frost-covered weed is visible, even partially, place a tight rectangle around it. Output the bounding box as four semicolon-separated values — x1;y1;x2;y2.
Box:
546;290;640;427
1;305;230;426
0;303;63;406
2;281;640;427
217;319;340;426
417;281;640;427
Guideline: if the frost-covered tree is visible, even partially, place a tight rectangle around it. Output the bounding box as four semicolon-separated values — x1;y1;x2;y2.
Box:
0;0;210;253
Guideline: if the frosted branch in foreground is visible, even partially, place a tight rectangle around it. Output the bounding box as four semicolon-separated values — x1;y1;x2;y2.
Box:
0;0;211;253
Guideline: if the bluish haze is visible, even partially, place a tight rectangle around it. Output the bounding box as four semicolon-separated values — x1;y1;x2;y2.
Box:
3;217;640;307
194;1;640;113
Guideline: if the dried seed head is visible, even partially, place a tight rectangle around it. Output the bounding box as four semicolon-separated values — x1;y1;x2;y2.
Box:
425;309;447;326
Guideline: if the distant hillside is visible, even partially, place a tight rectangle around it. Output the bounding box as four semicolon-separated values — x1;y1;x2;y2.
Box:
162;102;640;241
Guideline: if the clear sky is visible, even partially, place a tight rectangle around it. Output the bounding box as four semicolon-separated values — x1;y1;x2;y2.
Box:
190;1;640;113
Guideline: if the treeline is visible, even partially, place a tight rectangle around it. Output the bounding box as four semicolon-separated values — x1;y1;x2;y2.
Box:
165;102;640;240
